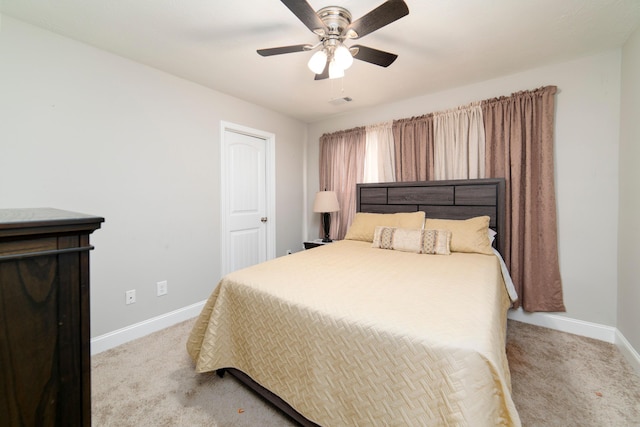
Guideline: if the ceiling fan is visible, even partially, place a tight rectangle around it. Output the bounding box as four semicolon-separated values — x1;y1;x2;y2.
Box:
257;0;410;80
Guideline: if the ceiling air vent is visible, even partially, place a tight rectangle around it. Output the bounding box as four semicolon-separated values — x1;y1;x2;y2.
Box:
329;97;353;106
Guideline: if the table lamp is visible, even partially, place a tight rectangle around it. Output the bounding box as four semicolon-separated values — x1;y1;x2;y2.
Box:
313;191;340;242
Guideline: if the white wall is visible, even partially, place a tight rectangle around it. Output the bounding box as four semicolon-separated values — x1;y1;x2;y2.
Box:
307;51;623;329
0;15;307;337
619;26;640;352
2;12;634;350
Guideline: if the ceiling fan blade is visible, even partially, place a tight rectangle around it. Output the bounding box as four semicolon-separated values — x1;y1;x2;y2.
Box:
257;44;313;56
314;61;330;80
280;0;328;35
351;45;398;67
344;0;409;39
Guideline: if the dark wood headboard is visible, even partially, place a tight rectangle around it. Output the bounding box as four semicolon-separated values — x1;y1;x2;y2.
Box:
356;178;506;254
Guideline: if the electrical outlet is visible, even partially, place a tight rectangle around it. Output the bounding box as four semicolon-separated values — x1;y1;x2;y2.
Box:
156;280;168;296
125;289;136;305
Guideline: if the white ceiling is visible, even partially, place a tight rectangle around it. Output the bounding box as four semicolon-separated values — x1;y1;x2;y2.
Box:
2;0;640;123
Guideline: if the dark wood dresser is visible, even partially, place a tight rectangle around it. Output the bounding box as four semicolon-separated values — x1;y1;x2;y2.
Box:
0;208;104;427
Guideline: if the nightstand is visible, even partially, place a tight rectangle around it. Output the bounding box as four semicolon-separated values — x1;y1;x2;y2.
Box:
303;239;333;249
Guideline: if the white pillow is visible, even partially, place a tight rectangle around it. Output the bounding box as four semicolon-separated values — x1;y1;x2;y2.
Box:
488;228;497;244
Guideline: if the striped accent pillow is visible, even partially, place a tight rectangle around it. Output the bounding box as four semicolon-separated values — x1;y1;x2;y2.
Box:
372;227;451;255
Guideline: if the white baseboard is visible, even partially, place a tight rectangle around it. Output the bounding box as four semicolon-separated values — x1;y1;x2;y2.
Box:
507;308;617;343
615;329;640;375
508;308;640;375
90;300;206;355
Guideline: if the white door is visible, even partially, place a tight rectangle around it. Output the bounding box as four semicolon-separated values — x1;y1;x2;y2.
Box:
221;123;275;275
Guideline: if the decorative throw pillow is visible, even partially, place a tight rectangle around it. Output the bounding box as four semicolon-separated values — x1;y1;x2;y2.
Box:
344;211;425;242
424;216;493;255
372;226;451;255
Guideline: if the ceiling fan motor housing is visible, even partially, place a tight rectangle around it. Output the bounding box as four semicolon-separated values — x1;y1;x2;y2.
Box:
316;6;352;37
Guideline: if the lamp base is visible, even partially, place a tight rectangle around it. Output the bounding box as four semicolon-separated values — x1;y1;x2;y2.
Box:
322;212;332;243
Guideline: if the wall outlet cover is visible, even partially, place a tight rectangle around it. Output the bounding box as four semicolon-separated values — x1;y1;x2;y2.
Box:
157;280;168;296
125;289;136;304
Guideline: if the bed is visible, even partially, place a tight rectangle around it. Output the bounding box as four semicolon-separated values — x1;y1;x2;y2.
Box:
187;178;521;426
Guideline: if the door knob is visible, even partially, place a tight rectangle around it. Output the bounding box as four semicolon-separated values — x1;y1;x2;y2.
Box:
260;217;268;223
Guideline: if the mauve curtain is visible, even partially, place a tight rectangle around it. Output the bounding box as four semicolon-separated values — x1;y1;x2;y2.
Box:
392;114;435;181
319;128;366;240
482;86;565;312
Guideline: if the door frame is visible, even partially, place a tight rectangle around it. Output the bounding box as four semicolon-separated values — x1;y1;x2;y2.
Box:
220;121;276;276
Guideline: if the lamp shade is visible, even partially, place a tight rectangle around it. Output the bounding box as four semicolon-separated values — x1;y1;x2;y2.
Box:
313;191;340;213
334;44;353;70
308;50;327;74
328;60;345;79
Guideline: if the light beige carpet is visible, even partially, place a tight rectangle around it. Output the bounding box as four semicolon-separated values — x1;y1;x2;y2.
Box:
92;319;640;426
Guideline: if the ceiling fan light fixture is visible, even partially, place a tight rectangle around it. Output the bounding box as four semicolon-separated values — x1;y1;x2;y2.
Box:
334;44;353;70
328;60;344;79
308;49;327;74
258;0;409;80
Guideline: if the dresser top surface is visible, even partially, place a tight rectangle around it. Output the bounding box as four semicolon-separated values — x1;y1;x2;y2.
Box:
0;208;104;233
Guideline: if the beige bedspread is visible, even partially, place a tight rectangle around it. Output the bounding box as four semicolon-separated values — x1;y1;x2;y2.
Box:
187;240;521;426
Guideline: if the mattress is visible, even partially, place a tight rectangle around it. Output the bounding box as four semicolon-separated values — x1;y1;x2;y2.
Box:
187;239;521;426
